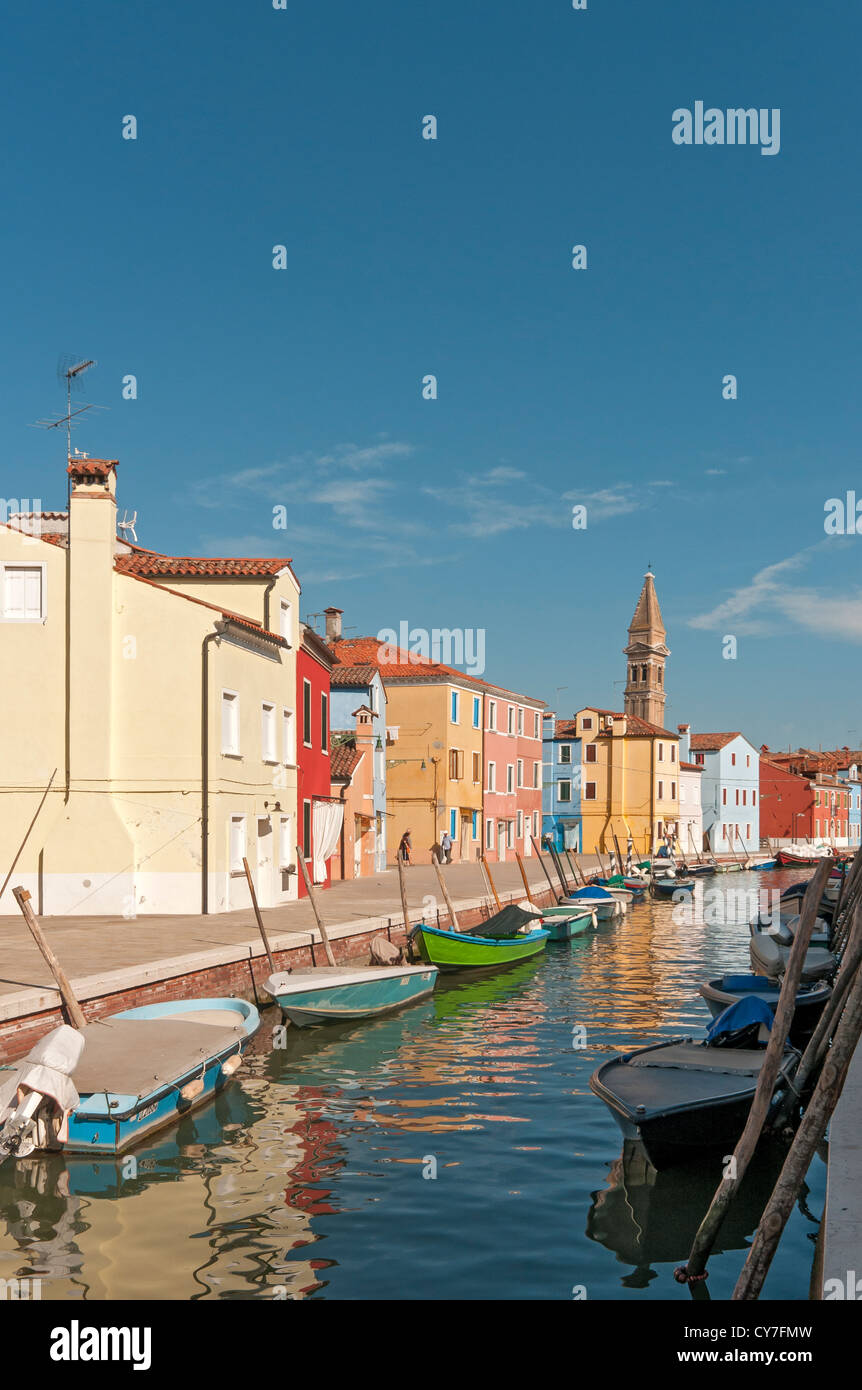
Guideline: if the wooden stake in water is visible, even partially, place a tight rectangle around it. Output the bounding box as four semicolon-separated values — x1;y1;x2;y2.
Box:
242;857;276;975
674;857;833;1287
481;855;502;910
296;853;337;967
433;857;461;932
13;886;87;1031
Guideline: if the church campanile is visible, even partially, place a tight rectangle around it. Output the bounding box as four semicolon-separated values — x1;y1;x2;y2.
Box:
623;570;670;726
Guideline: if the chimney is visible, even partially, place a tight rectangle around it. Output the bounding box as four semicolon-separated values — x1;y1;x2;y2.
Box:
677;723;690;761
324;606;343;644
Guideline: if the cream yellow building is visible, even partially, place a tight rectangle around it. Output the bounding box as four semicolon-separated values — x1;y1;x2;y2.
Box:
574;707;681;856
0;456;301;916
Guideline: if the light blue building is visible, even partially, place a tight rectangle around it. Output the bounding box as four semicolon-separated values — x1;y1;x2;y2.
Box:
685;729;760;855
836;764;861;848
329;660;388;870
542;714;582;852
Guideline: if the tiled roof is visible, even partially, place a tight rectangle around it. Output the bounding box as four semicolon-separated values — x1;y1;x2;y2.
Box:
690;732;742;751
115;554;291;578
331;743;363;779
680;760;704;772
331;636;545;704
67;457;118;477
553;719;579;739
329;663;379;687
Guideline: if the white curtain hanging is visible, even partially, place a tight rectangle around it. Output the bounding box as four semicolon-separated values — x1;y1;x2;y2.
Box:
312;800;344;882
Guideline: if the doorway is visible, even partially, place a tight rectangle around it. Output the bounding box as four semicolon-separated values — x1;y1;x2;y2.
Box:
256;817;273;907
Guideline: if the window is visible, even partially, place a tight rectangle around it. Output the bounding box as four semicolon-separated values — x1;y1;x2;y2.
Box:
641;665;647;682
517;759;524;787
2;565;43;621
472;810;479;840
488;761;496;792
722;824;727;841
532;811;539;836
695;753;705;766
517;810;523;838
560;745;572;764
302;800;312;857
582;717;593;730
584;782;597;801
282;708;295;763
671;782;676;799
221;691;240;755
746;823;751;840
261;702;277;761
507;706;515;735
472;751;481;783
451;690;460;723
517;707;524;735
731;753;737;766
302;679;312;746
449;748;464;780
279;815;293;871
507;764;514;793
279;599;292;646
558;780;571;803
533;713;540;738
670;746;676;763
658;780;664;800
488;700;496;731
229;816;246;873
585;744;597;763
472;696;481;729
742;789;747;806
533;762;540;788
722;788;727;805
746;755;751;768
735;789;740;806
450;808;457;839
321;692;328;752
486;819;494;850
658;743;664;761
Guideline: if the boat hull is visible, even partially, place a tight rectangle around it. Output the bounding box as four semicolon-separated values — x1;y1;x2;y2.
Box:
266;964;438;1027
699;975;831;1044
415;924;549;971
543;911;596;940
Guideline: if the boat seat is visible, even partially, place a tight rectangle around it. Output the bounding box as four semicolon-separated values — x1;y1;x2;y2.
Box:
74;1015;246;1099
626;1045;766;1077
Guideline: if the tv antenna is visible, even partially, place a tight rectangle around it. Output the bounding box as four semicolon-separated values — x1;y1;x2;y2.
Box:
31;356;106;461
117;510;138;544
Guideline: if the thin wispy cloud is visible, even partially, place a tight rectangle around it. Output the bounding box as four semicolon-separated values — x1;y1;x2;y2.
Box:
688;546;862;642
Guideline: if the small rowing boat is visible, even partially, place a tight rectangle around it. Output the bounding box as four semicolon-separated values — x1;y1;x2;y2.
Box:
699;973;832;1044
414;903;549;972
0;998;260;1159
266;962;438;1026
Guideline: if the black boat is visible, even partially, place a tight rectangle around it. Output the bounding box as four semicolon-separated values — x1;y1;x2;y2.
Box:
699;973;831;1044
589;999;799;1172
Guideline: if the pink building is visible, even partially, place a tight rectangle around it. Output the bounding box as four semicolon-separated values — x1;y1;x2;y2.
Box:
481;683;544;862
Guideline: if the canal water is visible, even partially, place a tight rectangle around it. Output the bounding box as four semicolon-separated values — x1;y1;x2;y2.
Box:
0;869;825;1300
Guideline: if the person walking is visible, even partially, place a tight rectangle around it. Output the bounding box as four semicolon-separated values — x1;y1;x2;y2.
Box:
398;829;412;865
440;829;452;864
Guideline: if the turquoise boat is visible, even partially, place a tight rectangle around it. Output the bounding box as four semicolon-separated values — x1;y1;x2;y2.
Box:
0;998;260;1159
542;907;598;940
562;886;622;921
266;963;438;1027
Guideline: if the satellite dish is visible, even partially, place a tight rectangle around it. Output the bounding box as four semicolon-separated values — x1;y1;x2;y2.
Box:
432;740;443;750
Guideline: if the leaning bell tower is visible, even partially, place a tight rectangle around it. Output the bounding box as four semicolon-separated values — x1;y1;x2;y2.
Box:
623;570;670;726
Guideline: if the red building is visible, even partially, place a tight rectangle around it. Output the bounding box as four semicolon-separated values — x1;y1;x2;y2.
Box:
759;758;814;841
297;625;336;893
760;755;849;845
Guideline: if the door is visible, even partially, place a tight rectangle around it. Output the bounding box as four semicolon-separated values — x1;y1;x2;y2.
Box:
354;815;363;877
256;817;273;907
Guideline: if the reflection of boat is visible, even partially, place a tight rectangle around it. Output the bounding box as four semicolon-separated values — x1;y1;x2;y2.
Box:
414;905;549;972
699;974;831;1044
266;963;438;1027
586;1138;792;1277
589;1002;798;1171
0;999;259;1158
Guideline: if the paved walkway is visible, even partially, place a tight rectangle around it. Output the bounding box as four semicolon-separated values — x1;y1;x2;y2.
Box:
822;1045;862;1294
0;856;600;1023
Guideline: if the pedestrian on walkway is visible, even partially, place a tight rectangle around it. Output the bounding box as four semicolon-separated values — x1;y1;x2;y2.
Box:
398;829;412;865
440;829;452;864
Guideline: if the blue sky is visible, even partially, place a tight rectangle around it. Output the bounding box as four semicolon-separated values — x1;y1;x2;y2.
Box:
3;1;861;749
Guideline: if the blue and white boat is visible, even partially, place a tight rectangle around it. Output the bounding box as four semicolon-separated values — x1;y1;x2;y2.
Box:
266;963;439;1027
562;885;623;921
0;997;260;1158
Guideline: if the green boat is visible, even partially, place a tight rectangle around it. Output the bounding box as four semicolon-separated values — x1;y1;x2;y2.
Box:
414;904;549;972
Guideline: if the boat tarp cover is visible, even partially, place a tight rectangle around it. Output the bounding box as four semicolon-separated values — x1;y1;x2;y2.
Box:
73;1014;247;1100
474;904;543;939
705;996;774;1043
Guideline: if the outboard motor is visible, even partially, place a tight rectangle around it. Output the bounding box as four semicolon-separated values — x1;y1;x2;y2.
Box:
0;1025;85;1161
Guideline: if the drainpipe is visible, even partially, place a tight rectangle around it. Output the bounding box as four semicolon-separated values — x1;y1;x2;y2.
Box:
201;630;220;914
263;577;277;633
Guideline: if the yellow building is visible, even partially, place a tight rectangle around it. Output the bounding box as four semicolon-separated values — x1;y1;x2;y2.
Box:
0;456;301;916
574;708;681;856
328;638;484;864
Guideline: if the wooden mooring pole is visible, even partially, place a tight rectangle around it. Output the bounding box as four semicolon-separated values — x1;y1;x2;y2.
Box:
433;857;461;931
296;854;337;967
13;886;87;1030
